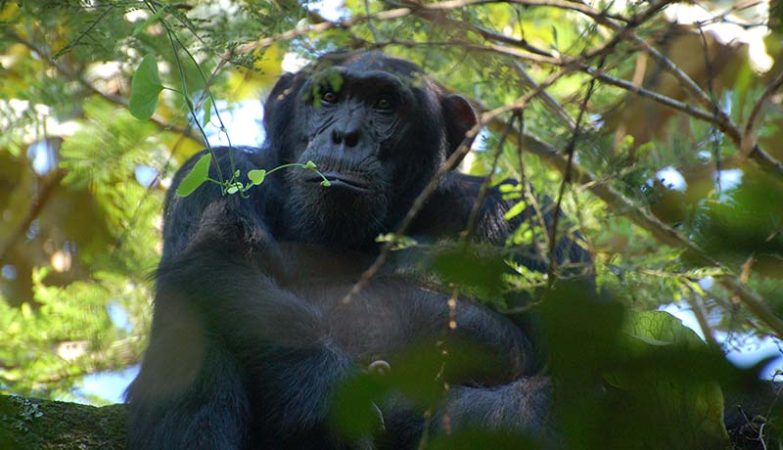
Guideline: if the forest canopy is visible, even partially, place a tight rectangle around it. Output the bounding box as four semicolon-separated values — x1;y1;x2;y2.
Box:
1;0;783;448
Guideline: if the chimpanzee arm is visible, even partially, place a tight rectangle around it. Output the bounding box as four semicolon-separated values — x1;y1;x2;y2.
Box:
398;287;536;381
126;322;250;450
381;377;552;447
152;148;328;363
156;203;368;445
127;148;372;450
435;376;552;433
414;171;593;274
132;252;365;449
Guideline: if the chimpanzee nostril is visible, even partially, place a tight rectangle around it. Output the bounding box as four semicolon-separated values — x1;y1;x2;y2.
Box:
344;131;360;148
332;129;360;148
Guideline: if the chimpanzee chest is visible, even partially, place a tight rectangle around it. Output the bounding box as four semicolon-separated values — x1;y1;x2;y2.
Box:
290;280;423;360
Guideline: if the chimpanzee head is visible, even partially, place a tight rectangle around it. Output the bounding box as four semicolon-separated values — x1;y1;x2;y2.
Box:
263;51;477;248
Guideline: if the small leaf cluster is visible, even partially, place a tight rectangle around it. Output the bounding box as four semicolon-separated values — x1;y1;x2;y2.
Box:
175;154;330;198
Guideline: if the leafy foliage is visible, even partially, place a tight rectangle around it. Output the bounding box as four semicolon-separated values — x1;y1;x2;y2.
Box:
1;0;782;446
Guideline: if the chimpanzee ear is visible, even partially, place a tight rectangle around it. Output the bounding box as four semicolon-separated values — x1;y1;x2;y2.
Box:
265;72;297;108
441;94;478;165
263;72;299;141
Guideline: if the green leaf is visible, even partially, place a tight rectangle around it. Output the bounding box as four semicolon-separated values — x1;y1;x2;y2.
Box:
248;169;267;186
498;182;521;194
331;374;389;440
503;200;527;221
375;233;417;250
304;160;317;170
202;96;213;125
320;179;331;187
432;243;507;300
604;311;730;445
129;55;164;120
429;429;537;450
175;153;211;197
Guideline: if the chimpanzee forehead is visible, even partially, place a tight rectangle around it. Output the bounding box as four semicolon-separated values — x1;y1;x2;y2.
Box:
305;51;440;106
318;51;422;79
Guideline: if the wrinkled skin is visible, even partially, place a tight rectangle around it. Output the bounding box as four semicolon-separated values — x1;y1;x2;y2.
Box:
126;51;588;450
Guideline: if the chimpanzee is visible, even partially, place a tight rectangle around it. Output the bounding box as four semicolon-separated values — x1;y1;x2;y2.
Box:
125;51;590;449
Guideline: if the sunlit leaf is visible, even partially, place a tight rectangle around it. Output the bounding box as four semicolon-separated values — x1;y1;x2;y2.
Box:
176;153;211;197
129;55;164;120
503;200;527;221
202;96;213;125
248;169;267;185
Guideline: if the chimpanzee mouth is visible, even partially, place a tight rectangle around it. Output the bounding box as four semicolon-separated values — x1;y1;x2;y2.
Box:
304;171;372;192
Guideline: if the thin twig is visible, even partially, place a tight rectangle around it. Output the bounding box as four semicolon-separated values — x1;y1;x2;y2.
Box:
686;285;720;348
263;0;783;176
3;30;199;142
742;69;783;157
546;56;604;283
576;2;783;177
483;117;783;338
460;113;517;242
0;170;65;263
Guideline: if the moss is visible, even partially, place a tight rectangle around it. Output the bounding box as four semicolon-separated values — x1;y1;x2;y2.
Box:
0;395;126;450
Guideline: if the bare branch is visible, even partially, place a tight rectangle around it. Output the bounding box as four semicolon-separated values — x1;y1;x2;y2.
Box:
546;56;604;283
485;119;783;339
423;0;780;177
742;69;783;157
225;6;415;58
562;1;783;177
0;170;64;263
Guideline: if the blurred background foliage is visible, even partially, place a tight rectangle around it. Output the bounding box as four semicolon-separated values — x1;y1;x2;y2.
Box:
1;0;783;447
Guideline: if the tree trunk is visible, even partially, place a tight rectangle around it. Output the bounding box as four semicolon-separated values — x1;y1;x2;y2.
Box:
0;391;777;450
0;395;125;450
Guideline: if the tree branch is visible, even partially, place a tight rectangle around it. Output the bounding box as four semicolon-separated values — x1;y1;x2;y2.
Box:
0;395;125;449
486;119;783;339
742;68;783;158
0;170;64;263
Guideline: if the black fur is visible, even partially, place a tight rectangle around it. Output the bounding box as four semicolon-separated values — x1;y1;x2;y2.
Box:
126;51;590;449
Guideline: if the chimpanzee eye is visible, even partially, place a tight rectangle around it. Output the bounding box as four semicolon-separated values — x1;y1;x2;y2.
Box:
374;96;394;111
321;91;338;104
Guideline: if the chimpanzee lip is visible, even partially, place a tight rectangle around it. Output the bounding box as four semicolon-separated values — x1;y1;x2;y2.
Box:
304;171;372;192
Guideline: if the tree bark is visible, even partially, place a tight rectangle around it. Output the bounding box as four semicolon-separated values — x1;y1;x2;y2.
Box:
0;395;125;450
0;390;778;450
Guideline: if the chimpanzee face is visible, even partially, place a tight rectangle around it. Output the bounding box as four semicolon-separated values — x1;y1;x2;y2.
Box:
263;51;476;248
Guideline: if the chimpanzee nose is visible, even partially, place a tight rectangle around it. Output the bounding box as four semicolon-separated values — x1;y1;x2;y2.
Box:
331;127;361;148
